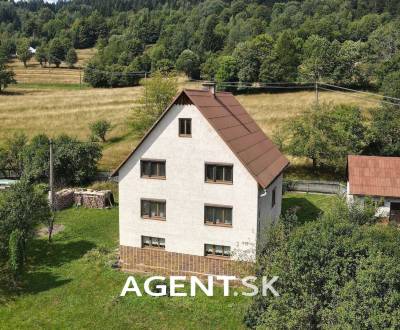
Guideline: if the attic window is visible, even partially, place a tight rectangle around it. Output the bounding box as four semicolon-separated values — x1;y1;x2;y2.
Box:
179;118;191;137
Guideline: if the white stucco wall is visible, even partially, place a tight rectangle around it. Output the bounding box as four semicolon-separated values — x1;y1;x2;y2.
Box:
346;181;400;217
257;173;283;245
118;103;266;261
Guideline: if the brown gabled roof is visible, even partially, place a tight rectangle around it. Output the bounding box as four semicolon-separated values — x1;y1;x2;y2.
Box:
348;155;400;198
112;89;289;188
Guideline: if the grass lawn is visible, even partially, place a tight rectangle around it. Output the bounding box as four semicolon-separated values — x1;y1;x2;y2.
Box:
282;192;337;225
0;207;249;330
0;193;336;329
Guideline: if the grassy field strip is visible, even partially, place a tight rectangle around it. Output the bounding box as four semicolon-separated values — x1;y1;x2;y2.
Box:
9;48;96;84
1;54;379;171
0;84;379;171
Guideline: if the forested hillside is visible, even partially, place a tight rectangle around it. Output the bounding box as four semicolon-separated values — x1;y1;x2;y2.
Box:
1;0;400;90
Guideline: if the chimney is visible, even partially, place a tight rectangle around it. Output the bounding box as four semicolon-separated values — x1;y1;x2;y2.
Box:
202;82;216;95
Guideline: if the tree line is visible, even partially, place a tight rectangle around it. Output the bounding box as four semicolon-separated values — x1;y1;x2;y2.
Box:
276;100;400;174
1;0;400;89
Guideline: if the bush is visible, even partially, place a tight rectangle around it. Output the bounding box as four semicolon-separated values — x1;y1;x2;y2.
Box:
5;133;102;186
0;180;51;281
90;120;111;142
244;199;400;329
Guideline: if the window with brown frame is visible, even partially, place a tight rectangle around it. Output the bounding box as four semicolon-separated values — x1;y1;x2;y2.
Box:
205;164;233;184
141;199;166;220
142;236;165;249
204;205;232;226
179;118;192;136
141;160;166;179
271;187;276;208
204;244;231;258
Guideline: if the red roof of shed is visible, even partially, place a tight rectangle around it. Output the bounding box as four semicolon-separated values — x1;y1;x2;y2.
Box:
112;89;289;188
348;155;400;198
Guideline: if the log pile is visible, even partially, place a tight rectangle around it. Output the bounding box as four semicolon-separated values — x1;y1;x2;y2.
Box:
52;188;114;210
53;189;75;211
74;189;114;209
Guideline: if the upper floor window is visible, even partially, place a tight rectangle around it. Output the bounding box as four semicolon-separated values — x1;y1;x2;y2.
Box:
204;205;232;226
204;244;231;258
205;163;233;184
271;187;276;208
141;199;166;220
142;235;165;249
141;160;166;179
179;118;192;137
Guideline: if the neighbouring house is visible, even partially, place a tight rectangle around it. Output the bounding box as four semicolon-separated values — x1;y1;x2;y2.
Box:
112;84;289;277
347;155;400;222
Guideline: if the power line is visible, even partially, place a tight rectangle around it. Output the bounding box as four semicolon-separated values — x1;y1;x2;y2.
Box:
44;54;400;106
318;86;400;107
320;82;400;102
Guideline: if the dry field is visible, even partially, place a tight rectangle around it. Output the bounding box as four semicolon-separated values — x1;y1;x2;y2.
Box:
0;55;381;174
0;79;379;172
10;48;96;84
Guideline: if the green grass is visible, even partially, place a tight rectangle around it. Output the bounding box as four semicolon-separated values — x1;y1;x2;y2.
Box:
12;82;91;90
282;192;337;225
0;207;249;329
0;193;336;329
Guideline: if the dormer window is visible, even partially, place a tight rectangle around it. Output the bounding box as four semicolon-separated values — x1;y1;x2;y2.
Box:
179;118;191;137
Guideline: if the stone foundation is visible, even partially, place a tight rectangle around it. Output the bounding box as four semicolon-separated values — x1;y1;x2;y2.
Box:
119;245;252;278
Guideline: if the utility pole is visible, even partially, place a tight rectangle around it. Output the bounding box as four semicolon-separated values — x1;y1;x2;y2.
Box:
48;139;55;242
49;139;54;212
79;67;82;89
315;80;319;106
145;71;148;109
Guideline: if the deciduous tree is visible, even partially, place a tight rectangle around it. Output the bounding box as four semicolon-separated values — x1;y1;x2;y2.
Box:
16;38;32;68
130;71;178;135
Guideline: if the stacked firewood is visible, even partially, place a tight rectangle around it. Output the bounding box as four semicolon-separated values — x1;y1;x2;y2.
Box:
74;189;114;209
53;189;75;210
52;189;114;210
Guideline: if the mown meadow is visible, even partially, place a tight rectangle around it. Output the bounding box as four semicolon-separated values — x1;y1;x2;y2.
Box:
0;53;378;175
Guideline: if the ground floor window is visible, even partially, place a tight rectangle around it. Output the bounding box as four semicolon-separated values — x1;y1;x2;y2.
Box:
142;236;165;249
204;244;231;257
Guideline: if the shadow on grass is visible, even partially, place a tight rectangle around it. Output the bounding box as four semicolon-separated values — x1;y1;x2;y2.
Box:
22;271;72;295
282;197;323;225
0;90;24;96
29;239;96;268
0;239;96;301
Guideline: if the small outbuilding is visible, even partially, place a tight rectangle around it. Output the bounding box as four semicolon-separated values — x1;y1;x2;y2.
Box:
347;155;400;222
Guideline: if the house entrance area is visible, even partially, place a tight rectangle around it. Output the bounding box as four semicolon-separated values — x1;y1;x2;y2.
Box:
390;203;400;223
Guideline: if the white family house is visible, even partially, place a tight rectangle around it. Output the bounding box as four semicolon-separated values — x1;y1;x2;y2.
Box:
112;84;288;276
347;155;400;222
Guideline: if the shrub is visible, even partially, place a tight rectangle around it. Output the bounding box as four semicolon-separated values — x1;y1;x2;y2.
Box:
244;199;400;329
90;120;111;142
